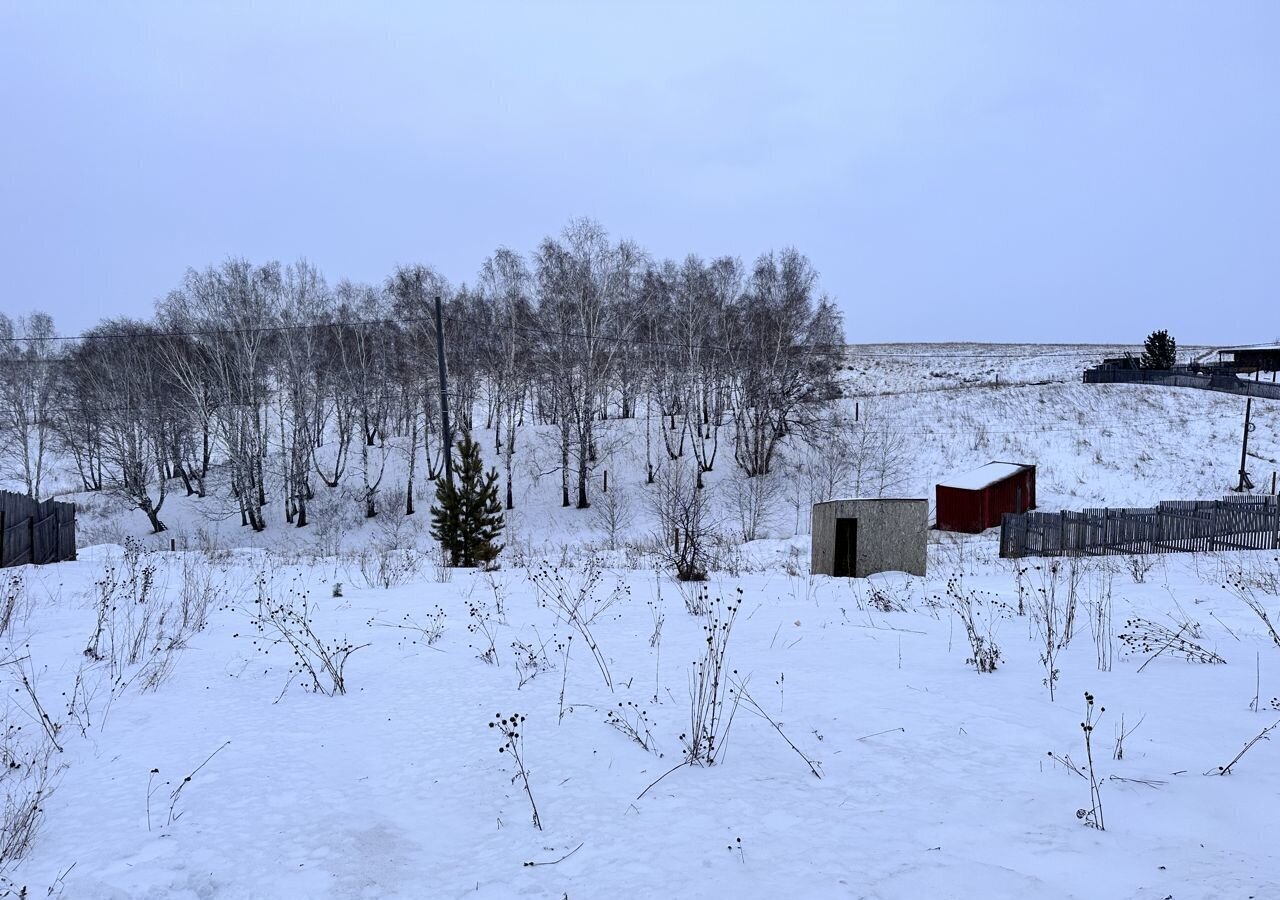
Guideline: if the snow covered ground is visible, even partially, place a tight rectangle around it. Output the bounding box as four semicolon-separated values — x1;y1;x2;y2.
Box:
5;344;1280;898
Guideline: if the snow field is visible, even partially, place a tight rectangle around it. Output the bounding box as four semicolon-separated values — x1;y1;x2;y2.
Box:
4;344;1279;898
4;539;1280;898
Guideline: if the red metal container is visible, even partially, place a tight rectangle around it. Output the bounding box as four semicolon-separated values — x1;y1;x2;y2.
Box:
935;462;1036;533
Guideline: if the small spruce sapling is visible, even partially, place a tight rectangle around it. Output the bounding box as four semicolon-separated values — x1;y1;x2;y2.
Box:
431;431;505;569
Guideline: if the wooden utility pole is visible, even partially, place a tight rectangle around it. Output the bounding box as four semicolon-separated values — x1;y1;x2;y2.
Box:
1235;398;1254;492
434;295;455;491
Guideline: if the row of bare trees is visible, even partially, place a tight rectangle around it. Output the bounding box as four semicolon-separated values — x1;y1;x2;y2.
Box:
0;220;845;534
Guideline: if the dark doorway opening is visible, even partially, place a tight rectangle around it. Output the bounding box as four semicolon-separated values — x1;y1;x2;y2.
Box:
834;517;857;577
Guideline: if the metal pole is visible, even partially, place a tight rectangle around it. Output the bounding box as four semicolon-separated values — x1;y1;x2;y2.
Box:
1235;398;1254;492
434;295;454;491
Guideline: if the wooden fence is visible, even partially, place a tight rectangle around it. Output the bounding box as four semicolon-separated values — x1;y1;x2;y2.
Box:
0;491;77;568
1083;366;1280;400
1000;495;1280;559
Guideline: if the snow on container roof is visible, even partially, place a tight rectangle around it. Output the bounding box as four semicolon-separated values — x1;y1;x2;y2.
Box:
1216;343;1280;353
937;462;1030;491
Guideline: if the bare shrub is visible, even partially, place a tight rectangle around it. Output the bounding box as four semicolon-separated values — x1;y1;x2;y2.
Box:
1118;617;1225;668
0;647;66;879
245;571;368;696
649;461;718;581
369;491;423;551
707;534;746;577
590;486;636;551
0;575;26;641
177;553;226;634
347;548;423;591
682;589;742;766
1;657;62;753
1009;559;1031;616
63;661;108;738
605;700;659;754
366;607;447;648
856;576;915;613
1126;555;1154;584
0;726;59;878
1064;556;1084;644
729;470;781;542
511;634;555;689
941;577;1003;673
1224;565;1280;649
84;540;165;664
623;536;660;571
467;599;501;665
80;541;197;694
1088;563;1115;672
787;568;818;606
781;413;909;534
529;563;623;690
1031;561;1067;700
306;488;362;557
843;422;910;499
677;581;711;617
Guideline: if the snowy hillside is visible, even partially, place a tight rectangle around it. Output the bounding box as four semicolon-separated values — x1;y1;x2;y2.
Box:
3;344;1280;899
63;342;1275;557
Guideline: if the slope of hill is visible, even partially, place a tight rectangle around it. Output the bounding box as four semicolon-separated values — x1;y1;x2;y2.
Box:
3;343;1278;899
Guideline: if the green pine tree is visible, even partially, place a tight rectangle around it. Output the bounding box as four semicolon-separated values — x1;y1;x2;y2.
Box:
430;431;505;568
1141;329;1177;369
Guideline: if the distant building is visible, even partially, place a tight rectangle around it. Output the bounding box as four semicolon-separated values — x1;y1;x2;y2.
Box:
1213;344;1280;374
936;462;1036;534
810;498;928;578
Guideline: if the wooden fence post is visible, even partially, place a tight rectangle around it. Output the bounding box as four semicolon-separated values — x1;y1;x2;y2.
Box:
0;509;5;568
28;514;36;565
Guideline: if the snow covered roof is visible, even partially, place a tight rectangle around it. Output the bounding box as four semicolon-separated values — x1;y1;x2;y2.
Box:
937;462;1031;491
1213;343;1280;354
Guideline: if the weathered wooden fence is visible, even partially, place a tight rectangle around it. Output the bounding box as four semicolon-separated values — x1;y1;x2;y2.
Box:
0;491;77;568
1000;495;1280;559
1083;366;1280;400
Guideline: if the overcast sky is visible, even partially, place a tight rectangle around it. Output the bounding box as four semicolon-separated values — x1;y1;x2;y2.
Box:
1;2;1276;344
